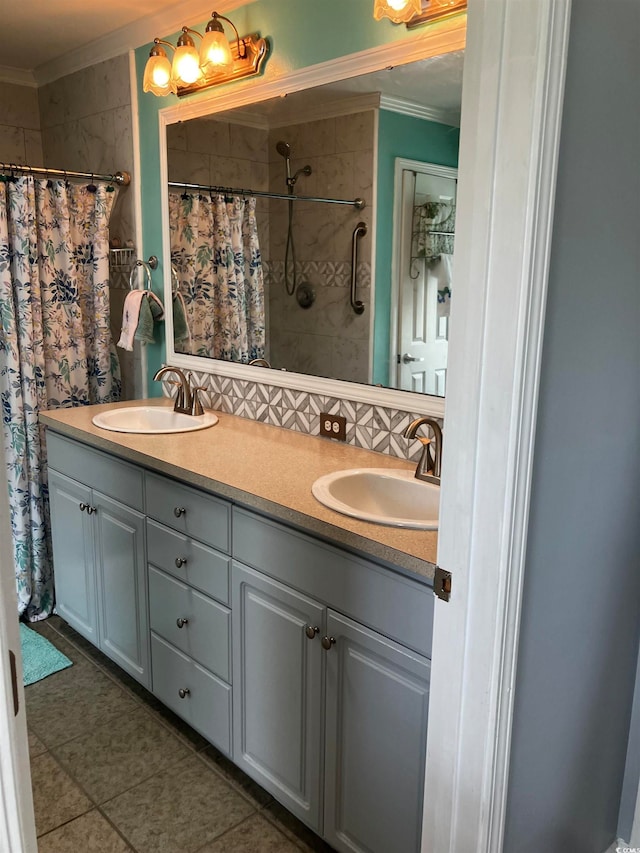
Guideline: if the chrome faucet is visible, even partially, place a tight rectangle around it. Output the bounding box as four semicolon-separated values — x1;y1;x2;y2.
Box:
403;417;443;485
153;366;205;416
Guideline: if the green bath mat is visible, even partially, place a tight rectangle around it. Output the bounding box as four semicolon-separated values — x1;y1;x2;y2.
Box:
19;623;72;686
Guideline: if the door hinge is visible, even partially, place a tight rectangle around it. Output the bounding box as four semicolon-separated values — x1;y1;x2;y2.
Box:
9;650;19;716
434;566;452;602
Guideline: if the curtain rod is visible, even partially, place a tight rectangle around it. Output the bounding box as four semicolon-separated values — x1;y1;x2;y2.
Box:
168;180;365;210
0;162;131;186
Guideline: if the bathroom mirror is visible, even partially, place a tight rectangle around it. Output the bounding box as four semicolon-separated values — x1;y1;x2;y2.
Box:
161;48;463;404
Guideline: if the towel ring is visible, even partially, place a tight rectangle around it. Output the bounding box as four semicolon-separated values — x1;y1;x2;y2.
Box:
129;260;152;291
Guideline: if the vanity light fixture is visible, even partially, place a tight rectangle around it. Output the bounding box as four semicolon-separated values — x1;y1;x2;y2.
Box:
143;11;269;98
373;0;466;28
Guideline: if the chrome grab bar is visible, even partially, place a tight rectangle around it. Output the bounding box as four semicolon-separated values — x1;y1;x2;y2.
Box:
350;221;367;315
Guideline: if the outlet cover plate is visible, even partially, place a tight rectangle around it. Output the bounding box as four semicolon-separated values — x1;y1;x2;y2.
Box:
320;413;347;441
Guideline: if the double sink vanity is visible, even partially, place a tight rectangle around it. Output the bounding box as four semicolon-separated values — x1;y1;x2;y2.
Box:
41;397;438;853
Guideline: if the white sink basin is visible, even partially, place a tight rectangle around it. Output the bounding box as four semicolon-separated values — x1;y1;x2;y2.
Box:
312;468;439;530
92;406;218;434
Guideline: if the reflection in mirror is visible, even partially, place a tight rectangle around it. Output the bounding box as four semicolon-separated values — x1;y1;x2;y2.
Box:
393;161;457;396
165;52;463;396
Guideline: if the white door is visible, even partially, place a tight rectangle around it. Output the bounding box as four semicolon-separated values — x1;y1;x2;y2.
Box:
395;164;457;395
0;440;36;852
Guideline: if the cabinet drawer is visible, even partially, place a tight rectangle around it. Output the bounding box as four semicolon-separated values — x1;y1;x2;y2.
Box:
145;472;230;553
47;431;143;511
147;519;230;605
233;509;434;659
151;633;231;756
149;566;231;682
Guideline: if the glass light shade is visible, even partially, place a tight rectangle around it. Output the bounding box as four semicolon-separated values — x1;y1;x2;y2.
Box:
143;49;173;96
200;29;233;76
373;0;422;23
171;43;203;87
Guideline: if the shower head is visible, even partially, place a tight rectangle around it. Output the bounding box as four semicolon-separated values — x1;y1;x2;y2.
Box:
292;165;312;184
276;140;292;183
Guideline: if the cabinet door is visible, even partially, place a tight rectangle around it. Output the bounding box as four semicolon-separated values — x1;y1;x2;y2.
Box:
48;470;97;643
94;491;149;687
232;563;324;831
324;610;431;853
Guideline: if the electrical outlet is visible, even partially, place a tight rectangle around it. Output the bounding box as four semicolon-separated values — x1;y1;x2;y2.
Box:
320;413;347;442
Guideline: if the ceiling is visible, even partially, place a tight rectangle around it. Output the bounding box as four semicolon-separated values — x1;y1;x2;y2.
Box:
214;53;464;127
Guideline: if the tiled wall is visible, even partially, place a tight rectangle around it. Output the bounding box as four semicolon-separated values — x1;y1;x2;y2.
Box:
0;82;43;165
162;370;436;463
38;54;140;401
38;54;135;246
267;111;374;383
166;118;270;257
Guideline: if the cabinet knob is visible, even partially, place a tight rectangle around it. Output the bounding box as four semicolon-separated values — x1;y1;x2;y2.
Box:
305;625;319;640
321;636;336;651
176;617;189;629
79;502;87;512
174;557;187;568
87;506;96;515
174;506;186;518
178;687;190;699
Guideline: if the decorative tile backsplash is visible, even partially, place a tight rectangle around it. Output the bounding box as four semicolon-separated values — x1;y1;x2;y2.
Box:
162;371;440;463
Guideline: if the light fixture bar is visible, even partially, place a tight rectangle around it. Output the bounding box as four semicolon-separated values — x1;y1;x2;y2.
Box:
405;0;467;28
175;31;268;97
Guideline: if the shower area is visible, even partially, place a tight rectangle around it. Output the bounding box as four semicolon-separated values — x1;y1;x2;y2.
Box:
166;108;375;383
0;164;128;621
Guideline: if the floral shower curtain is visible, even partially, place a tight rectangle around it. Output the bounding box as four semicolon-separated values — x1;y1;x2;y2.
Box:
0;177;121;620
169;192;265;362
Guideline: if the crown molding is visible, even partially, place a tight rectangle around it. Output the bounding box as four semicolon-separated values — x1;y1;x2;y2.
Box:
269;92;382;129
379;94;460;127
0;66;37;88
32;0;245;87
208;93;382;133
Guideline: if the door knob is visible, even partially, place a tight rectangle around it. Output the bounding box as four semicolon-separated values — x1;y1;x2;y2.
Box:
401;353;425;364
175;557;187;568
176;617;189;629
305;625;319;640
178;687;190;699
321;636;336;650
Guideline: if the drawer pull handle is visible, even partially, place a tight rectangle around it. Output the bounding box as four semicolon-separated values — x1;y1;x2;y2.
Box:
178;687;190;699
175;557;187;568
176;617;189;629
321;636;336;651
305;625;319;640
174;506;186;518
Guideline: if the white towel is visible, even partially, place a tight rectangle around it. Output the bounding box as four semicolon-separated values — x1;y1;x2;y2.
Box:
117;290;145;351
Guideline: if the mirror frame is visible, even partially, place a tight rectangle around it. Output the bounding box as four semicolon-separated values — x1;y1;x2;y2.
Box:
159;18;466;418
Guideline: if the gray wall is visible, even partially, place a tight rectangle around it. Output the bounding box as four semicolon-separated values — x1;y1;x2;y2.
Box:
504;1;640;850
0;82;42;165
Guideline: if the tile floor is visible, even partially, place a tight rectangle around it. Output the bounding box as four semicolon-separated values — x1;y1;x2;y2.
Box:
26;616;336;853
